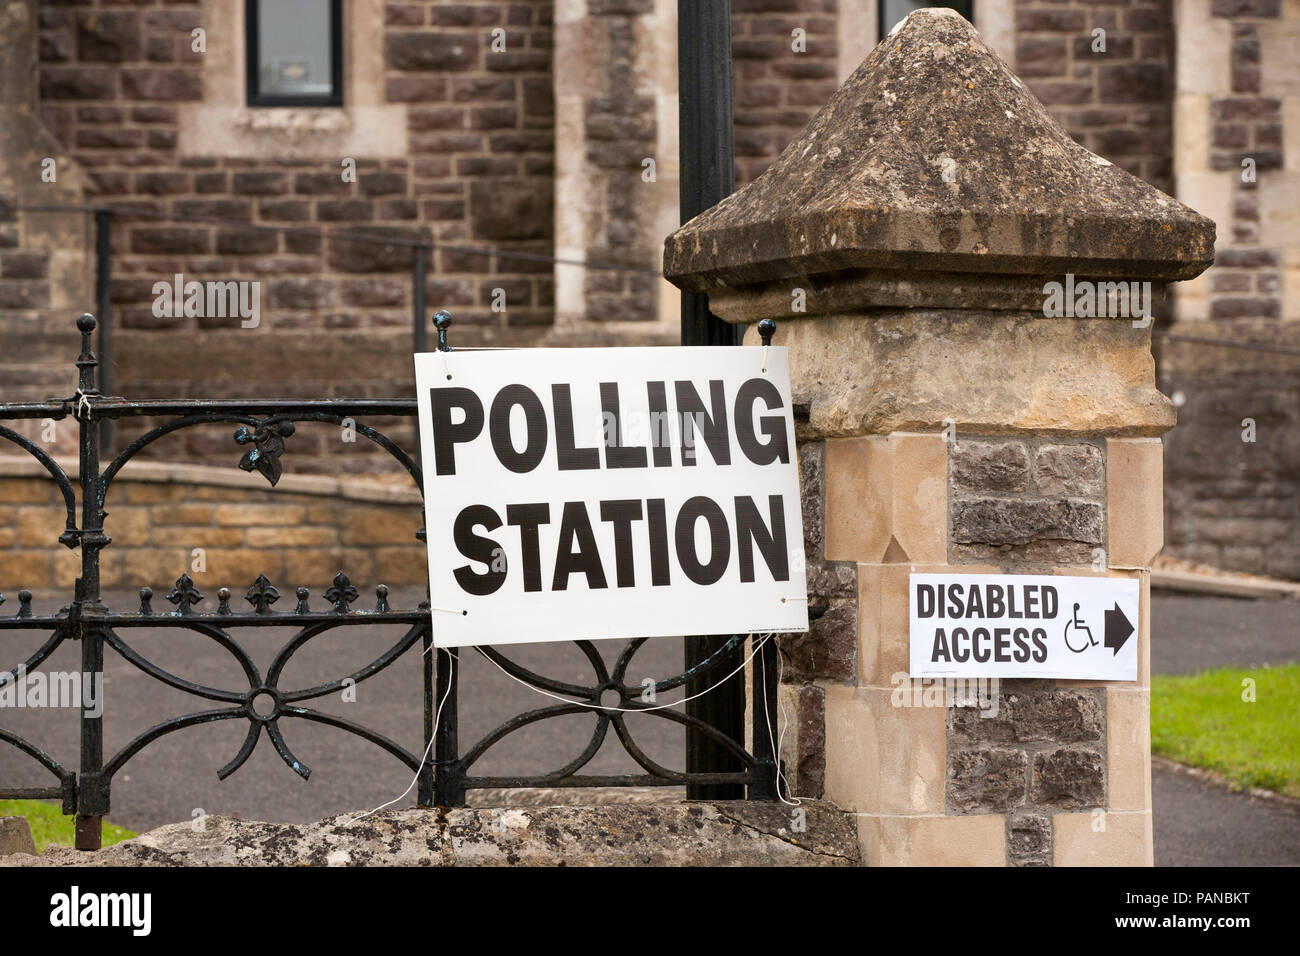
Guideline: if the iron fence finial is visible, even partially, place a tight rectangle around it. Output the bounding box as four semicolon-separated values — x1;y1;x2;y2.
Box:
75;313;99;395
434;310;453;352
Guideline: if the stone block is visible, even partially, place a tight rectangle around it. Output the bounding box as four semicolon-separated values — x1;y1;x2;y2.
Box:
950;439;1030;494
119;484;189;504
891;434;948;563
17;506;71;547
76;12;142;62
949;689;1104;745
151;504;214;525
151;526;245;548
825;434;946;564
213;505;307;527
244;527;339;548
1106;438;1164;566
0;551;51;589
951;497;1103;547
858;812;1005;866
947;747;1029;813
0;480;54;504
0;817;37;858
106;507;151;547
282;550;351;588
1007;810;1051;865
121;549;190;588
797;441;825;561
385;33;480;71
373;546;429;584
794;684;826;799
340;506;423;545
824;683;946;815
824;436;890;563
1106;688;1152;812
1053;810;1152;866
469;179;553;241
1033;443;1104;497
779;600;855;682
196;550;286;589
1031;748;1105;809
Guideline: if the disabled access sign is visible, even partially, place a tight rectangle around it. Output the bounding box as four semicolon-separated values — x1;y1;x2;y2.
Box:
908;573;1139;681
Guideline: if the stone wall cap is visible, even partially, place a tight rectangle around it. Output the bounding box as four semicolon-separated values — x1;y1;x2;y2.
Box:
664;9;1215;294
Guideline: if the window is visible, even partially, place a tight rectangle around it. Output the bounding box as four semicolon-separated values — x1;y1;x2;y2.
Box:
879;0;973;39
246;0;343;107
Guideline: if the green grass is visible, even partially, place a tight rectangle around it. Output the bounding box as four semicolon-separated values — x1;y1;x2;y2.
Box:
0;800;136;853
1151;662;1300;799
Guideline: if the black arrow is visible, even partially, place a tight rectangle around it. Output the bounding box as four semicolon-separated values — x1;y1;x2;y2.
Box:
1104;603;1134;655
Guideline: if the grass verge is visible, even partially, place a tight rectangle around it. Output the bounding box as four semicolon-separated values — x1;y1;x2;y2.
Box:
1151;662;1300;800
0;799;136;853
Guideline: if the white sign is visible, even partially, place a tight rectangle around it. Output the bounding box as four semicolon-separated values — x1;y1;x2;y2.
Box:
909;573;1139;680
414;347;808;647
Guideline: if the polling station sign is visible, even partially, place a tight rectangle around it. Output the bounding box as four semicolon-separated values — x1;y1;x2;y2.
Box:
414;347;808;648
909;573;1139;681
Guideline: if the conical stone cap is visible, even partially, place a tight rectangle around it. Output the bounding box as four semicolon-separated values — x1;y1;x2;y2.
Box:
664;8;1214;294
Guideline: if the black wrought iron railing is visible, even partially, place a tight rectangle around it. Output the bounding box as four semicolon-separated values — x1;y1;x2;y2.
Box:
0;313;779;850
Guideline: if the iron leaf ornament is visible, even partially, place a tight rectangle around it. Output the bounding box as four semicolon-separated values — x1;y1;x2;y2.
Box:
166;574;204;614
325;572;359;613
234;419;295;486
245;574;280;614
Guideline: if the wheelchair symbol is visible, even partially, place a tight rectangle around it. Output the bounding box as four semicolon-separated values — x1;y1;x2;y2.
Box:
1063;603;1097;653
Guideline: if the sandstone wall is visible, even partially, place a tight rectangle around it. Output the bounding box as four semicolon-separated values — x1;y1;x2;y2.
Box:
0;458;427;596
779;430;1156;865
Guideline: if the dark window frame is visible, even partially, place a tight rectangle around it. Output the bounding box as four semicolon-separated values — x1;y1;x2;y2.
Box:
878;1;973;41
245;0;344;108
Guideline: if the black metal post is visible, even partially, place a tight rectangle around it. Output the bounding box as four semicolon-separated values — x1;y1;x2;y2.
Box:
417;623;435;806
433;647;463;806
94;210;112;452
74;315;108;850
679;0;745;800
749;636;780;799
429;309;462;806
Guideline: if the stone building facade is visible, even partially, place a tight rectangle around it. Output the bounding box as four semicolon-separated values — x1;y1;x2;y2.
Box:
0;0;1296;577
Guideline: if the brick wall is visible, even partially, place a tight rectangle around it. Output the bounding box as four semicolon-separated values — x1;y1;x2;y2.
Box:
26;0;554;399
732;0;840;187
1015;0;1173;193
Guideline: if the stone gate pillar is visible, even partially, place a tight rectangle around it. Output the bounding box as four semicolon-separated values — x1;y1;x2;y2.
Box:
664;9;1214;866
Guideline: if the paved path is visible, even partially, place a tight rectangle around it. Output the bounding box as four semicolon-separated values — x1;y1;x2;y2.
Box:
1152;760;1300;867
1150;594;1299;675
1149;594;1300;867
